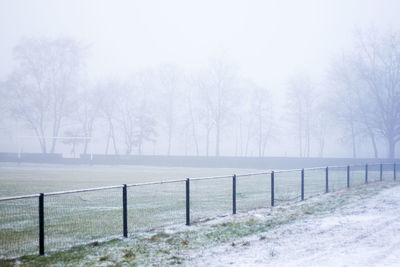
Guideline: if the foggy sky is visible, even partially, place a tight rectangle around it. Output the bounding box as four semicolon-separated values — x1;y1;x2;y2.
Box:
1;0;399;88
0;0;400;158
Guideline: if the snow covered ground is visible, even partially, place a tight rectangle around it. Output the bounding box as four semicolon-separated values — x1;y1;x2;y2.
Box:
190;185;400;267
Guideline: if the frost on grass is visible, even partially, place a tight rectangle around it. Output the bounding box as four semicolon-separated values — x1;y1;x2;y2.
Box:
191;183;400;267
2;181;399;266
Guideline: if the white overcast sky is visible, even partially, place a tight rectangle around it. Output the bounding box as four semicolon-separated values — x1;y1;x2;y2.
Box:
1;0;400;90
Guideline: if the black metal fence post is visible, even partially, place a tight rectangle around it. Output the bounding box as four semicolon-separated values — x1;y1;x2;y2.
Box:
380;163;383;181
347;165;350;188
186;178;190;226
325;167;329;193
123;184;128;238
232;174;236;214
39;193;44;256
301;169;304;201
365;164;368;184
394;163;397;181
271;171;274;207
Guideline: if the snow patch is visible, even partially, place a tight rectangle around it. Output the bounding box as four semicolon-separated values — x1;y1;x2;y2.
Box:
189;185;400;266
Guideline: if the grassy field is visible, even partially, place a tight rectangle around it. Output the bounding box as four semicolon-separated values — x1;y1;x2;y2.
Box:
0;162;397;259
0;162;262;197
2;180;399;266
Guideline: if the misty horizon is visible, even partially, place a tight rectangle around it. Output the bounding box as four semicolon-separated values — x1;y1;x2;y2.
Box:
0;0;400;159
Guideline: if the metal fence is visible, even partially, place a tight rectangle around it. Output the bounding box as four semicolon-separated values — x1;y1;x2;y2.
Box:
0;162;398;258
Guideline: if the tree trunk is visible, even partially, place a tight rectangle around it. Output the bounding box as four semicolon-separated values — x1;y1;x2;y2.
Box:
245;127;251;157
72;143;76;158
262;139;267;157
50;116;62;153
138;142;142;155
188;100;199;156
350;122;357;159
83;141;88;155
298;120;303;158
111;126;118;155
215;124;220;156
190;119;199;156
258;118;262;158
368;131;378;158
105;129;111;155
39;138;47;154
305;115;310;158
388;137;395;159
206;128;210;157
37;126;47;154
239;117;243;157
167;126;172;156
36;131;47;154
50;138;57;154
234;132;238;157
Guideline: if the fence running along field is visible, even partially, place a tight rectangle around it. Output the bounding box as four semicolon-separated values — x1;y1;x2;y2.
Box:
0;162;398;258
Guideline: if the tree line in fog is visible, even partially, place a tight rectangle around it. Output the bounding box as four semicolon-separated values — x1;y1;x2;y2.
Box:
1;30;399;158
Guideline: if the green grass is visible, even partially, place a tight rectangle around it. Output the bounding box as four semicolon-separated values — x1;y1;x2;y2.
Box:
2;180;397;266
0;162;260;197
0;163;258;258
0;162;398;259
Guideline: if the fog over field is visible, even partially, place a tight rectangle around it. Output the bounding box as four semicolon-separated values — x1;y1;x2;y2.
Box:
0;0;399;159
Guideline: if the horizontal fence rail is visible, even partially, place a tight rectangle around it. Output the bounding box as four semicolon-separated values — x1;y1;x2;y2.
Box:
0;194;40;202
44;185;124;196
0;162;399;258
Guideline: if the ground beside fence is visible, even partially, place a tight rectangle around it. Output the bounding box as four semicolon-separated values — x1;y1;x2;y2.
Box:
0;163;398;259
191;182;400;266
1;180;398;266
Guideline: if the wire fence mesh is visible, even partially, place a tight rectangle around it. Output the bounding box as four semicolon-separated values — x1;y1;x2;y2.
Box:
367;164;381;182
304;168;326;198
236;173;270;212
0;162;399;259
328;166;348;192
127;181;186;232
0;196;39;258
190;176;232;223
274;170;302;204
380;164;387;180
350;165;366;187
383;163;397;181
44;188;123;253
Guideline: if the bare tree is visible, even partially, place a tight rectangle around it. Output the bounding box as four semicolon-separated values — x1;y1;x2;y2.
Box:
248;83;275;157
3;38;85;153
118;74;157;155
313;103;329;158
197;57;236;156
236;114;253;157
62;129;86;158
75;88;99;155
134;102;157;155
96;79;121;155
351;29;400;158
328;56;362;158
287;75;315;157
158;65;181;156
118;83;137;155
193;74;215;156
183;76;201;156
331;30;400;158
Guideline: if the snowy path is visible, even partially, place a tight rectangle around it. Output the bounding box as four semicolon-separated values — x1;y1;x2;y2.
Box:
190;186;400;267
